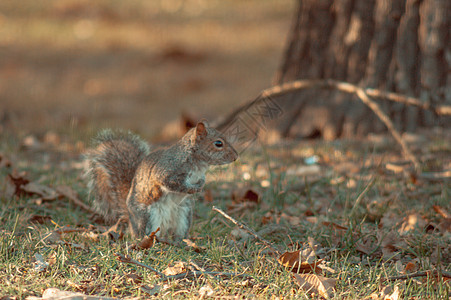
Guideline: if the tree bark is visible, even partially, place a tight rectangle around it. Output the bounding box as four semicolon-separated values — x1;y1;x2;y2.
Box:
272;0;450;139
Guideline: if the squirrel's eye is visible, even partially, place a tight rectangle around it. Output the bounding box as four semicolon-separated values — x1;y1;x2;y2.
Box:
214;140;223;148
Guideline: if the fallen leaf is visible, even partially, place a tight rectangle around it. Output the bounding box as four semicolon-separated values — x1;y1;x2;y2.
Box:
23;182;57;198
403;261;419;274
377;230;407;261
162;261;186;276
433;205;450;219
398;213;427;235
28;215;52;224
322;221;348;231
5;173;30;198
56;185;93;212
183;239;206;253
278;250;323;274
379;285;400;300
133;228;159;250
293;273;336;299
232;189;260;204
355;239;377;256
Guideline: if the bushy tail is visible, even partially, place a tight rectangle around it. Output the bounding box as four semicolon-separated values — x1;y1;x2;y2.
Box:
84;129;150;223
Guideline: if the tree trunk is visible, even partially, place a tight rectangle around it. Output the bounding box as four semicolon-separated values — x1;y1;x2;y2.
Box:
273;0;450;139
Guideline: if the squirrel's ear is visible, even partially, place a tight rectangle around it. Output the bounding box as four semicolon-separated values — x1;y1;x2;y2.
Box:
195;121;208;139
198;119;209;127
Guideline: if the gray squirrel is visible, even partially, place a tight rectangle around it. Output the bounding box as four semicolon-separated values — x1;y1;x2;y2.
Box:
85;121;238;240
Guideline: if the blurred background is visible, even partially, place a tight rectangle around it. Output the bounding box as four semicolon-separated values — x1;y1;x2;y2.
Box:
0;0;294;138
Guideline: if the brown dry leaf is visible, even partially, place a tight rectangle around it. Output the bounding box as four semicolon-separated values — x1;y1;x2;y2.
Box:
183;239;206;253
129;228;159;250
433;205;450;219
322;221;348;231
403;261;419;274
355;237;378;256
378;230;407;260
136;235;156;249
5;173;30;198
28;215;52;224
23;182;58;198
398;213;427;235
162;261;187;276
232;188;260;204
293;273;336;299
278;250;323;274
138;228;159;249
56;185;93;212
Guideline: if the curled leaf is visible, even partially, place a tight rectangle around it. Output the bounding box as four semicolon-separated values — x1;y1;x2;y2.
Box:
278;250;323;274
293;273;336;299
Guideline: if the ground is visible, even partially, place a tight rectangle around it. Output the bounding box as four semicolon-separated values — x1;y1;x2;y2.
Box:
0;1;450;299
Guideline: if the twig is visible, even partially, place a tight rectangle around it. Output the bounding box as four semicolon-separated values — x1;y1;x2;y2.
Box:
418;170;451;180
56;186;96;214
116;253;252;282
217;79;429;171
212;206;280;256
115;253;165;278
351;85;421;171
259;79;451;116
162;270;252;282
385;270;451;281
349;177;376;219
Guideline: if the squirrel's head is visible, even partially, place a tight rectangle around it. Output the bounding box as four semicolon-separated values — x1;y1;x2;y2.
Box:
190;120;238;165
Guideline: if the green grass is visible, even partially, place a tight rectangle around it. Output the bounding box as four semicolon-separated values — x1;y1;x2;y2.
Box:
0;130;450;299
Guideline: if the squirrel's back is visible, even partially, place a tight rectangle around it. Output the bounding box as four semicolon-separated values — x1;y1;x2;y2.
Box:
84;129;150;223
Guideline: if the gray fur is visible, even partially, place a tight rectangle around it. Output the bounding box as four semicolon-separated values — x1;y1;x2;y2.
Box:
84;122;238;240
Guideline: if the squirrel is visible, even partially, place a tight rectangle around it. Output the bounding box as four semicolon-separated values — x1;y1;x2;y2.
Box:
84;120;238;241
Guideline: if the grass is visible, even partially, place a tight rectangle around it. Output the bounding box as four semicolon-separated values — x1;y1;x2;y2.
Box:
0;128;450;299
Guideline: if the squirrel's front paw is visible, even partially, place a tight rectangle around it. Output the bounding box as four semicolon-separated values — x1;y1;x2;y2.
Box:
186;178;205;194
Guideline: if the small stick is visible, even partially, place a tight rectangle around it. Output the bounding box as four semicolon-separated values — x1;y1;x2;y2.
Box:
352;85;420;171
115;253;165;278
385;270;451;281
349;177;376;218
217;79;432;171
163;270;251;282
212;206;280;256
116;253;252;282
